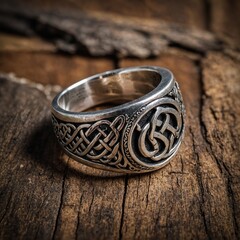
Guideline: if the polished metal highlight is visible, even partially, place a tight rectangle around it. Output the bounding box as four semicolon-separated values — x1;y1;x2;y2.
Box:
51;66;185;173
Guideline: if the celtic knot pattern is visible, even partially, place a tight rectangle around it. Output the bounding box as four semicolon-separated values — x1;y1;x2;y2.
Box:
52;115;125;166
123;83;184;169
137;101;182;161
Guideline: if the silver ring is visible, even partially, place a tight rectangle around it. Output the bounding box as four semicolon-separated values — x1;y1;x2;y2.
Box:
51;66;185;173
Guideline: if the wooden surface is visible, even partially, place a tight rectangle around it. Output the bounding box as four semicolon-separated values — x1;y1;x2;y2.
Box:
0;1;240;239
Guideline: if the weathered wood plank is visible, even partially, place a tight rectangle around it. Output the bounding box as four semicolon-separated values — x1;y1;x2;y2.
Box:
0;34;55;52
208;0;240;47
0;7;222;58
1;0;207;29
0;73;126;240
1;47;239;239
120;53;207;239
117;50;240;239
0;76;63;239
2;0;240;48
201;52;240;238
0;3;240;239
52;162;126;240
0;52;114;87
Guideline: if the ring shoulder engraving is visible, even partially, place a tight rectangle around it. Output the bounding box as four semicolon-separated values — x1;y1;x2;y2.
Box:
52;115;130;169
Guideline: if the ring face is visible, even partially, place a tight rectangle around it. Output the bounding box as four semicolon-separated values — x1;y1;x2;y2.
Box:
51;67;185;173
123;83;184;171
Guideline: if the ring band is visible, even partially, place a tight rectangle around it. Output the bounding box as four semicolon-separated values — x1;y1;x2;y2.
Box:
51;66;185;173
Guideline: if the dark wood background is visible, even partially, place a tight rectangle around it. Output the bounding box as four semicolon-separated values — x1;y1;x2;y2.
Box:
0;0;240;239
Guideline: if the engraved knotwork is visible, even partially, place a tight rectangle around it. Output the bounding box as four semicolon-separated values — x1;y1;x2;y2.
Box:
123;91;184;169
137;102;181;161
52;115;125;166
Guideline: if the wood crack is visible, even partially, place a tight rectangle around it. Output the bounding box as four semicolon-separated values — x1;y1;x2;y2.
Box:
75;194;84;240
197;57;232;177
189;127;211;239
0;191;13;226
118;175;128;240
227;177;240;238
198;57;239;239
51;159;69;240
88;186;95;213
145;174;151;209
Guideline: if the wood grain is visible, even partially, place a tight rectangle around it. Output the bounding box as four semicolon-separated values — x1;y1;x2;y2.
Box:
0;7;222;58
1;0;207;29
2;0;240;46
1;49;239;239
209;0;240;47
0;34;55;52
0;52;114;87
0;3;240;240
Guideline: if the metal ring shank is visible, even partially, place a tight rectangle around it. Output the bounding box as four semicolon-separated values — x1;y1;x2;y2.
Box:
51;66;185;173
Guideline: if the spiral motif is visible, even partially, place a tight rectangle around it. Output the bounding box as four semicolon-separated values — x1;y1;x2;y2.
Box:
122;84;184;169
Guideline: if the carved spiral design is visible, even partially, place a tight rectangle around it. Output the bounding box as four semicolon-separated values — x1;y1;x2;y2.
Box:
123;83;185;169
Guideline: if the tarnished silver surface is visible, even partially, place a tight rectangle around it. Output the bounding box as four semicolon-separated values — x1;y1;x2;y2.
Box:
51;66;185;173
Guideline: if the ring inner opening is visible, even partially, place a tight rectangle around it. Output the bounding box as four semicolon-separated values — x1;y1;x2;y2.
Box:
58;70;161;112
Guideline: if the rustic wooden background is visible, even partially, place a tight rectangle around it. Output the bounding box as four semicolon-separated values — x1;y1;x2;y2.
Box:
0;0;240;239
